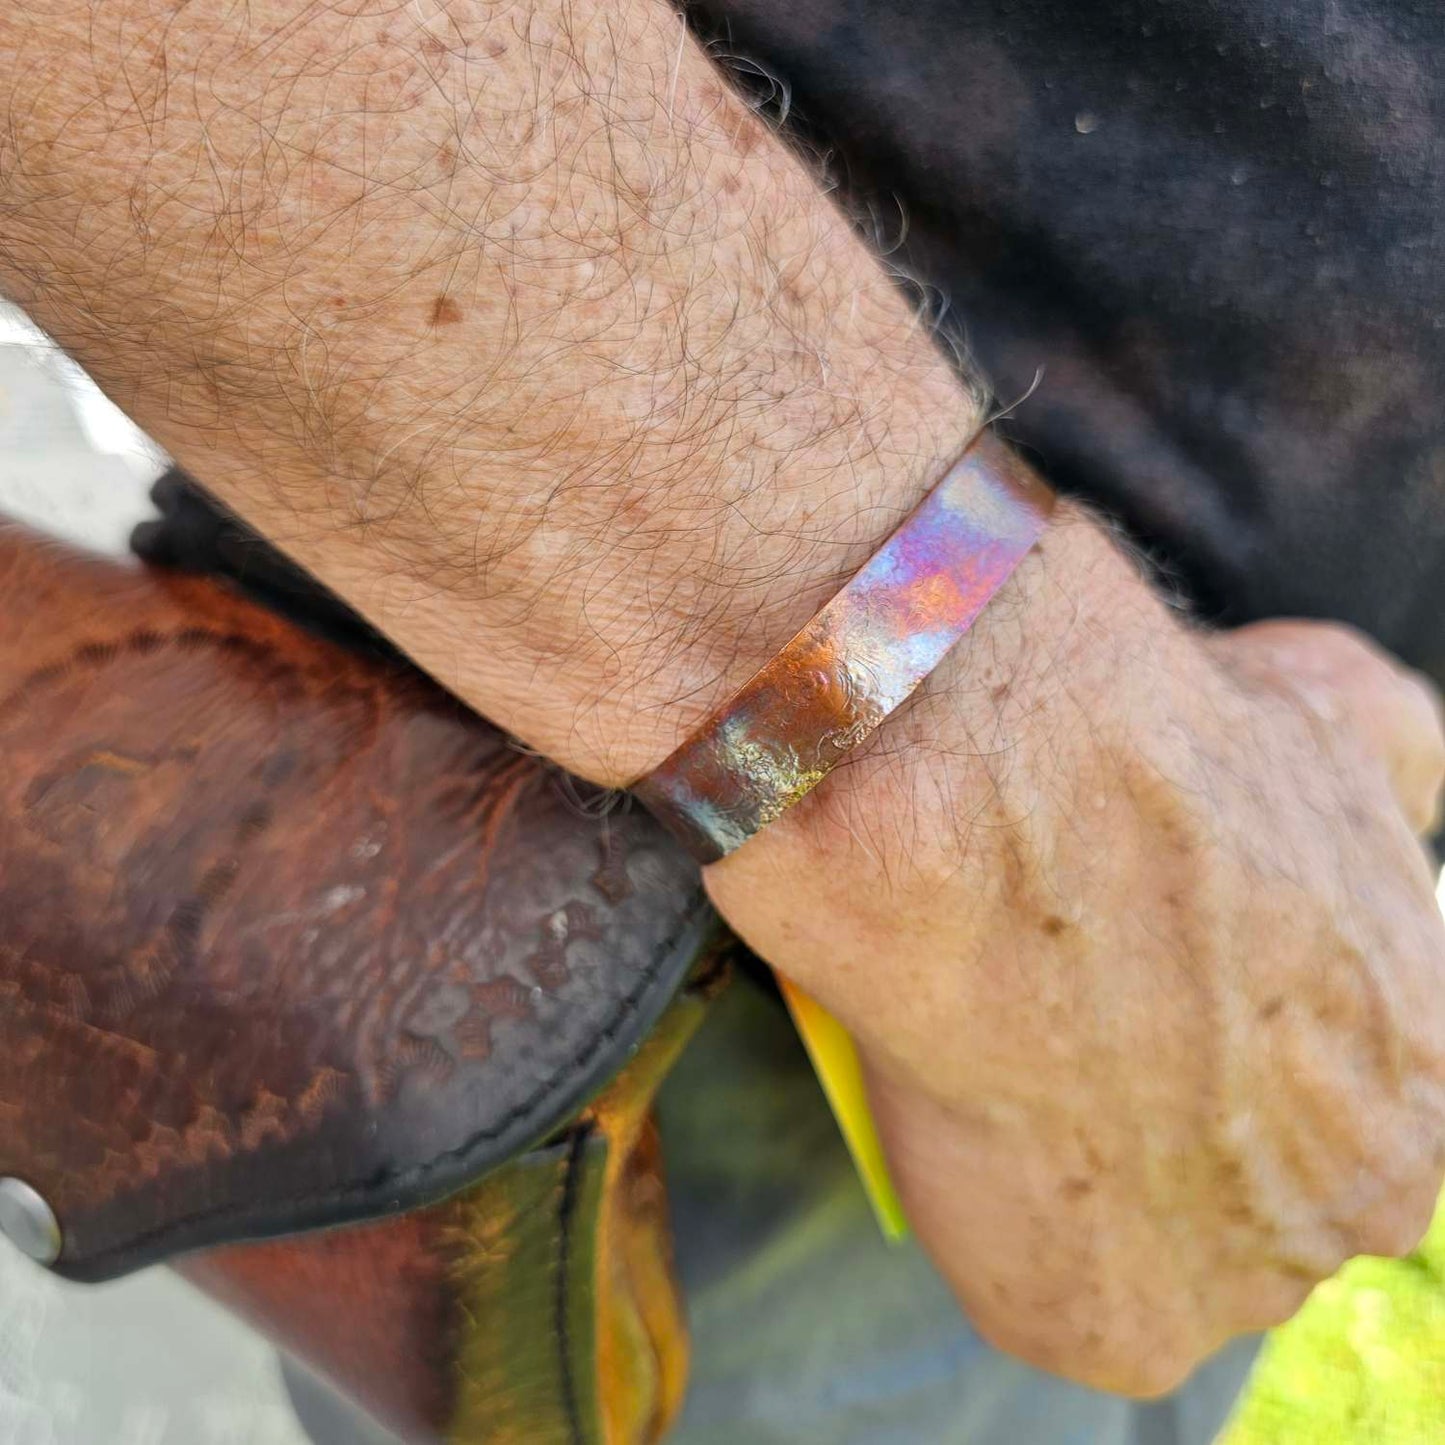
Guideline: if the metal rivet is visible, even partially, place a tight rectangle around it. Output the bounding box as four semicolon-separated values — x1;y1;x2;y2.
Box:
0;1178;62;1265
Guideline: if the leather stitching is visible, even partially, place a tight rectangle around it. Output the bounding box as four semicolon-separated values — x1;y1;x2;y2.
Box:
67;893;716;1277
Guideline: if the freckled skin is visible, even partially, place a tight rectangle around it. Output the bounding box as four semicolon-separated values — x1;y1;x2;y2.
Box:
1;0;1444;1399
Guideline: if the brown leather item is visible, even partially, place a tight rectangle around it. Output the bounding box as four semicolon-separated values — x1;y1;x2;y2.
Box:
184;972;720;1445
0;519;721;1283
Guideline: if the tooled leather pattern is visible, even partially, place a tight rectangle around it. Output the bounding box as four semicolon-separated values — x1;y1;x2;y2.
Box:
0;523;713;1281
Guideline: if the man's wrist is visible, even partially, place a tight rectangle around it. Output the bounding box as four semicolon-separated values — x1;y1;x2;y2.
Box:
742;504;1175;872
0;0;987;785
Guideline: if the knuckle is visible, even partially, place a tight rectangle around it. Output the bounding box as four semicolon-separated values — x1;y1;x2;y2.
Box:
1424;710;1445;765
1117;1348;1199;1400
1352;1187;1440;1260
1235;1273;1317;1333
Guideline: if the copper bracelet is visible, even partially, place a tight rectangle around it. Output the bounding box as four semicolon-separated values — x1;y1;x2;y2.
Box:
631;429;1055;864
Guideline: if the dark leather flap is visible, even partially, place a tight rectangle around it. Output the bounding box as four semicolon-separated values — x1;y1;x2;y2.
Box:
0;522;716;1280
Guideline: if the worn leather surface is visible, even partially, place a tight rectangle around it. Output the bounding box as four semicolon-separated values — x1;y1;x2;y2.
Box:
184;974;719;1445
0;519;717;1282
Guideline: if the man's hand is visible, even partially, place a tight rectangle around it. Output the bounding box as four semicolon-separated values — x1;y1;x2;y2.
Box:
711;544;1445;1392
4;0;1445;1397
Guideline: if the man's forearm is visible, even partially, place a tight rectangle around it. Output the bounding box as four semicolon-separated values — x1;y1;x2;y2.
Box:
0;0;1037;785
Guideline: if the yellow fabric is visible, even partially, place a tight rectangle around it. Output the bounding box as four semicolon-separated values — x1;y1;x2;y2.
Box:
777;978;909;1243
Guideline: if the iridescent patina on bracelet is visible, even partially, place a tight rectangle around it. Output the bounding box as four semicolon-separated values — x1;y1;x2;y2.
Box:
632;428;1055;863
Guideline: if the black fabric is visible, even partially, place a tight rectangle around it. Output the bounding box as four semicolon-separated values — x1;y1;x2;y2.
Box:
133;470;403;661
689;0;1444;675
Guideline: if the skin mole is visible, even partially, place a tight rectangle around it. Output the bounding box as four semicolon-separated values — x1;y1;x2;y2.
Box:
734;119;762;157
429;295;465;326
